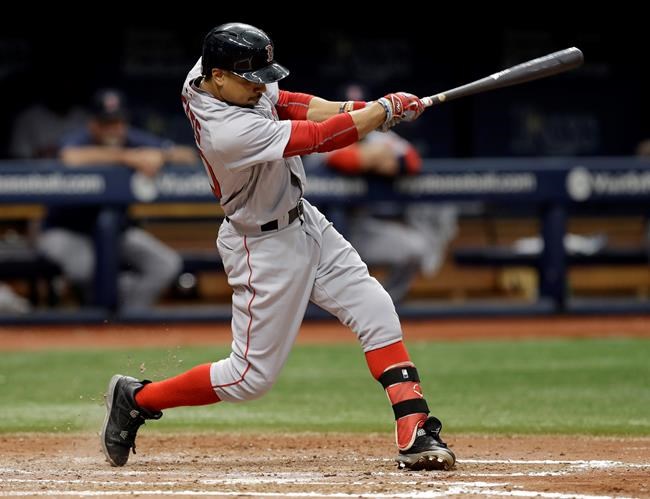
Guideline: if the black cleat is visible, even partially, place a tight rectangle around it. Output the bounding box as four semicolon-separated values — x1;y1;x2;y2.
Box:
100;375;162;467
395;416;456;471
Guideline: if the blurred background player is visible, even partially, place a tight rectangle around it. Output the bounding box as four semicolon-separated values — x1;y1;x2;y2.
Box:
37;89;197;311
312;84;458;303
1;71;88;313
9;64;88;160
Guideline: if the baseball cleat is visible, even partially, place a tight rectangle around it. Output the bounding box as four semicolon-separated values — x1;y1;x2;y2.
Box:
395;416;456;471
100;374;162;466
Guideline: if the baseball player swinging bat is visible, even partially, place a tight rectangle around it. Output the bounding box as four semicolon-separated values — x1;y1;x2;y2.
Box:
420;47;583;108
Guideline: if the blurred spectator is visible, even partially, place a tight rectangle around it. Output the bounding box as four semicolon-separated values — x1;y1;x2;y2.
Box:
10;104;87;159
59;89;197;174
321;130;457;303
306;84;457;302
303;85;450;303
37;89;198;311
9;74;88;160
4;83;85;313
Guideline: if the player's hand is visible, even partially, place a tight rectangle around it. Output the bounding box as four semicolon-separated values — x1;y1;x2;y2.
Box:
377;92;425;131
122;148;166;177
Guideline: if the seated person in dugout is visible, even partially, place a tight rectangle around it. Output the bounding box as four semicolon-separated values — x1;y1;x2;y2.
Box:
38;89;197;311
306;84;457;303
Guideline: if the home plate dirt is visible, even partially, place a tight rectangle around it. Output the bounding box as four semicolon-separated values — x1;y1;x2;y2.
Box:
0;433;648;498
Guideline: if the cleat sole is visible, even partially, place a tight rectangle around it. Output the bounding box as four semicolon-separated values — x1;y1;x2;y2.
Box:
395;447;456;471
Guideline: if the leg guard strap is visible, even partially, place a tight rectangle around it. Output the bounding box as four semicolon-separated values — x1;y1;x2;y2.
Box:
378;366;420;389
392;398;429;420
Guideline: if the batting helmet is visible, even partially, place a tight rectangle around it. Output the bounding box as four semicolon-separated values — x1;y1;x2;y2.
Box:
201;23;289;84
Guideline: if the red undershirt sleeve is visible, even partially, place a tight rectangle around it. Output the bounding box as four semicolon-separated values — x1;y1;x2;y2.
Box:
403;145;422;174
325;145;363;174
275;90;314;120
283;113;359;158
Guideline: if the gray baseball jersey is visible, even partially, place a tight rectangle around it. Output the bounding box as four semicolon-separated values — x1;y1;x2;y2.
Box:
182;58;403;402
182;59;305;232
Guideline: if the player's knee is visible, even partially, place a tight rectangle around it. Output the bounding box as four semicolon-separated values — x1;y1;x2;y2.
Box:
364;292;403;344
237;374;276;400
239;363;279;400
38;230;94;284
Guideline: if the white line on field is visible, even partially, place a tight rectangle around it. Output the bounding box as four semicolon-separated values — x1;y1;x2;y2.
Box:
0;478;507;488
458;459;650;467
4;458;649;471
0;488;635;498
1;460;647;484
456;472;568;477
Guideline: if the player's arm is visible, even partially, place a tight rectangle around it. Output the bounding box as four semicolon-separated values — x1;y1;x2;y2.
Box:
61;146;166;177
283;103;383;157
326;143;399;176
307;97;367;122
276;91;365;122
60;131;196;174
60;146;129;166
164;145;199;164
64;146;199;169
283;93;424;157
326;140;421;176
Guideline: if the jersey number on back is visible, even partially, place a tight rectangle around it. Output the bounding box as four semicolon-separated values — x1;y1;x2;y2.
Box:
182;94;222;198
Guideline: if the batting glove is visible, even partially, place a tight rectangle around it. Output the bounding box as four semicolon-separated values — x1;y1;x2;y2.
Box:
377;92;425;131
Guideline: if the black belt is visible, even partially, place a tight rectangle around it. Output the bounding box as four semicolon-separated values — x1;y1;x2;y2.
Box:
226;200;303;232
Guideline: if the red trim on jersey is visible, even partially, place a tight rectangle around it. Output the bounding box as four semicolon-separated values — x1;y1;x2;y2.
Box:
325;145;363;174
198;149;222;198
284;113;359;157
275;91;314;120
214;235;255;389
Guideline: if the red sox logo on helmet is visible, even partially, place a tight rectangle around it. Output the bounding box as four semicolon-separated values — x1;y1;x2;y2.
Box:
265;44;273;63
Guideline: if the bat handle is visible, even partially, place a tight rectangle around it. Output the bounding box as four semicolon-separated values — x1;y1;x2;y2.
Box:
421;94;444;108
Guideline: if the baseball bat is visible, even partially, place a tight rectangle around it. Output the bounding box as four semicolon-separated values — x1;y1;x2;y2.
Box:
420;47;583;108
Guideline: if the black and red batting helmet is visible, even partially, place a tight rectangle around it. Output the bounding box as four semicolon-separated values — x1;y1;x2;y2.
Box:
201;22;290;84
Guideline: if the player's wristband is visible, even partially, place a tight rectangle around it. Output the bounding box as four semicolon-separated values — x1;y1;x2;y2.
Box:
376;97;393;122
338;101;366;113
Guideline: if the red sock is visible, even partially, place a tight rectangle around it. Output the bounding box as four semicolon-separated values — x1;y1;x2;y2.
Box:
135;363;220;411
365;341;428;450
365;341;412;379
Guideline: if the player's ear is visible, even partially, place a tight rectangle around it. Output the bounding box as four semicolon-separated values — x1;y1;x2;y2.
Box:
212;68;225;84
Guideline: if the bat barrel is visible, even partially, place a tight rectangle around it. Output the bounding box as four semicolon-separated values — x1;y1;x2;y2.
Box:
421;47;583;108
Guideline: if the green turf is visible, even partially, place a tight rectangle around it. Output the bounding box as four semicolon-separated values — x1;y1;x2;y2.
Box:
0;338;648;435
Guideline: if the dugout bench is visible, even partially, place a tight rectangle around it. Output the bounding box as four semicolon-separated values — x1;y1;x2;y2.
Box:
3;157;650;323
